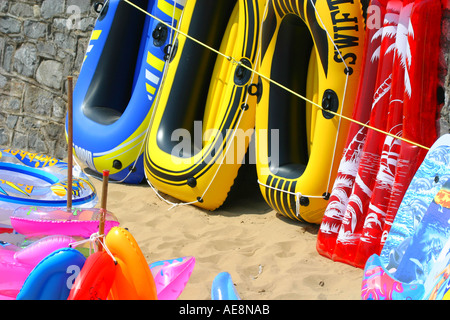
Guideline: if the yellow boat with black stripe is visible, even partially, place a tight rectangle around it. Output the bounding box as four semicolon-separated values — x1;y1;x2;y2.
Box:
255;0;365;224
144;0;264;210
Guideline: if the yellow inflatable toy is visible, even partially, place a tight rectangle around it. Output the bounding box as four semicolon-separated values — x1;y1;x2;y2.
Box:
105;227;158;300
255;0;365;223
144;0;265;210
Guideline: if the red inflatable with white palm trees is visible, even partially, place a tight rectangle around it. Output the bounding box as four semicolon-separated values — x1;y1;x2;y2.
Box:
380;0;443;250
317;0;443;269
316;0;388;260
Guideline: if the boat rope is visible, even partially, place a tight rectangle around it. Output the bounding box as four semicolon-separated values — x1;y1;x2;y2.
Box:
145;0;265;210
123;0;344;208
195;1;269;207
121;0;431;152
141;1;200;209
117;0;433;212
255;0;352;214
309;0;348;196
69;232;117;263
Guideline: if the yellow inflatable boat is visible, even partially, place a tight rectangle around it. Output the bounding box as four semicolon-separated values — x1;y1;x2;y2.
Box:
144;0;264;210
255;0;365;224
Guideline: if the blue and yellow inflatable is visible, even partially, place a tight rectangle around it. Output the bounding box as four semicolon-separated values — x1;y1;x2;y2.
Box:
69;0;185;183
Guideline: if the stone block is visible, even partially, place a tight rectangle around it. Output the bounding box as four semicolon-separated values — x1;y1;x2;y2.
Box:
52;96;66;119
37;40;57;58
20;117;43;131
6;114;18;129
67;0;91;14
28;131;47;153
0;1;9;14
41;0;64;20
10;3;34;18
0;96;20;111
0;16;21;34
24;86;53;117
24;20;48;39
53;32;77;53
36;60;63;89
3;43;14;72
13;43;39;77
11;131;27;150
0;128;10;146
44;122;64;139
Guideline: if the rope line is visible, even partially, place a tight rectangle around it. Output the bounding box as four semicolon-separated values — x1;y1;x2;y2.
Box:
146;0;262;209
69;232;118;263
119;0;433;210
121;0;431;152
308;0;347;195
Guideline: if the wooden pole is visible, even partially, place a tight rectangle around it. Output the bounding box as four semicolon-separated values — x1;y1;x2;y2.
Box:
98;170;110;251
67;76;73;212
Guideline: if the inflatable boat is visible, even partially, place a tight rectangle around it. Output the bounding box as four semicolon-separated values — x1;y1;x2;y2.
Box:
70;0;185;184
255;0;365;224
144;0;264;210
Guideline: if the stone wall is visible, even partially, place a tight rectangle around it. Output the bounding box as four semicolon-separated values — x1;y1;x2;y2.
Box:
0;0;449;160
0;0;97;159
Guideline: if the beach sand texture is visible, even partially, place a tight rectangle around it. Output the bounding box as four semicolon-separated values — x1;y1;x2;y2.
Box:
87;164;363;300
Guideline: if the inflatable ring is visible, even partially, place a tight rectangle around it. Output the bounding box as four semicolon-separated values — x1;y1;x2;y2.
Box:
0;149;97;220
68;251;116;300
255;0;365;223
16;247;86;300
105;227;158;300
144;0;264;210
68;254;195;300
70;0;185;183
0;235;74;300
10;206;119;238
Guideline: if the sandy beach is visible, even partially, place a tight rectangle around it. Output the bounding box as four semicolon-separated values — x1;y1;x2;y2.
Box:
86;163;363;300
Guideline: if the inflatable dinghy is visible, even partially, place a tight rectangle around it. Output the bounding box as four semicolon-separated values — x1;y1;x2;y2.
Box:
70;0;185;183
255;0;365;224
144;0;264;210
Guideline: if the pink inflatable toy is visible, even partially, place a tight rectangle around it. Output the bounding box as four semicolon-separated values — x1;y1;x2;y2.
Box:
150;256;195;300
10;206;120;238
0;235;74;300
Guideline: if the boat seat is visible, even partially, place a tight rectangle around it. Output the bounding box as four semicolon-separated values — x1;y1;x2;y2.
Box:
83;106;123;125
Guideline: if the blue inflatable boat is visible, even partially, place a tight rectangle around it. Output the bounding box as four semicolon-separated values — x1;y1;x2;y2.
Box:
69;0;185;183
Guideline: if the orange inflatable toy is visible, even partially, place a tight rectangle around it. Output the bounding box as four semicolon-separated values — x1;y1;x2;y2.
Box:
105;227;158;300
68;251;116;300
